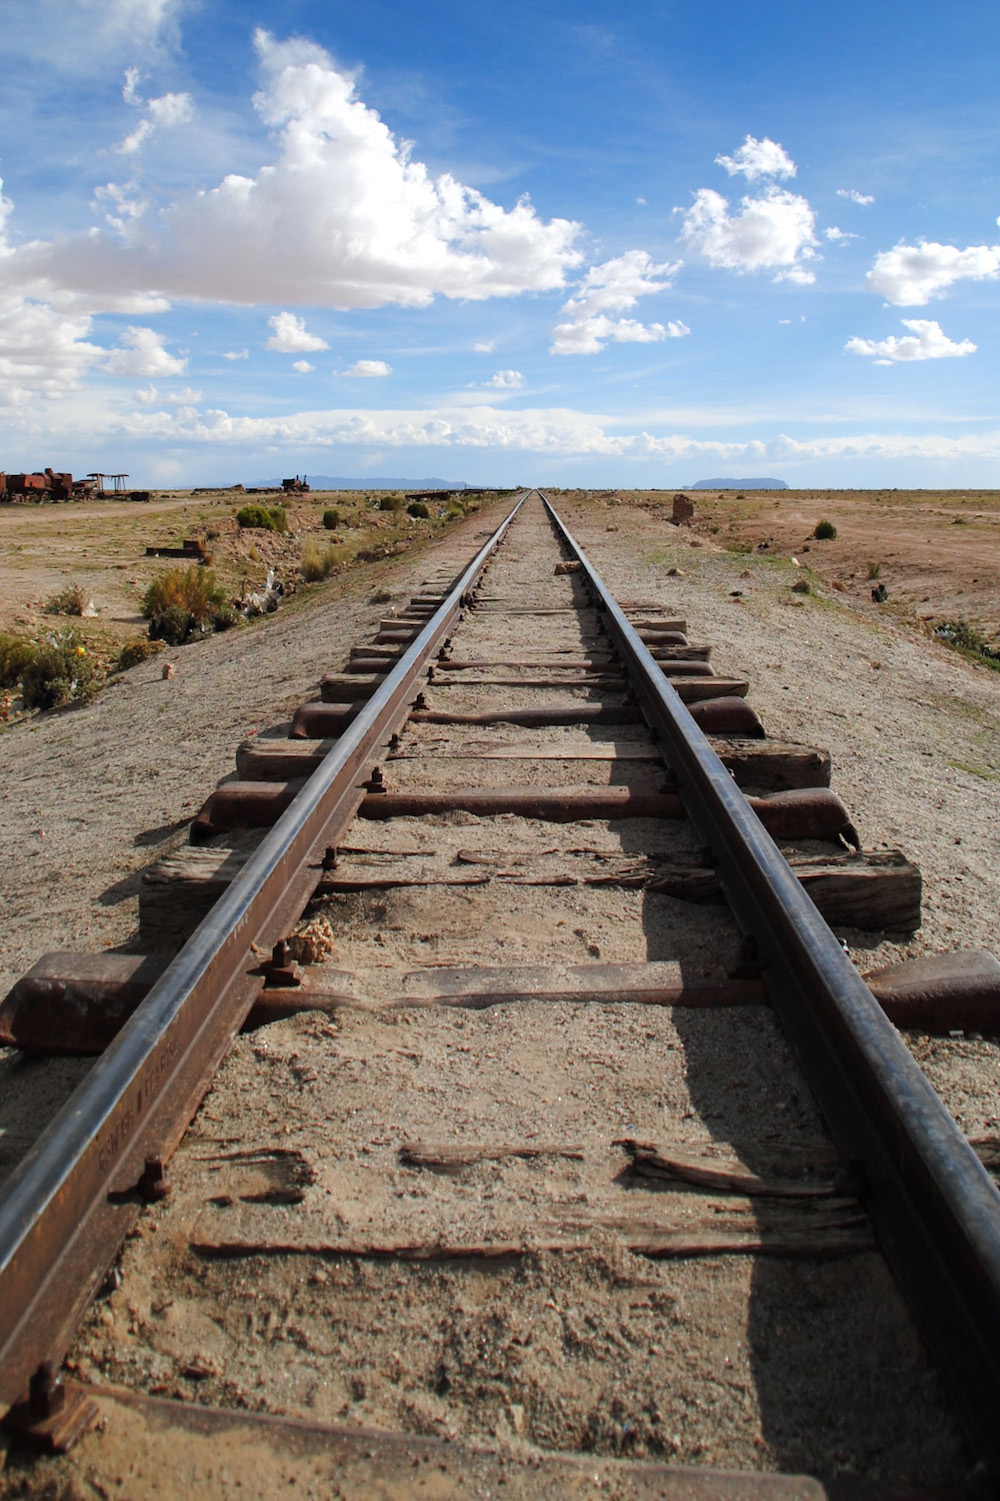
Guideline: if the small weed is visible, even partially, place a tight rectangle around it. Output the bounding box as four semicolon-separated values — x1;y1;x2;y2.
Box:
301;541;345;581
813;519;837;540
370;589;393;604
866;560;882;580
952;515;968;525
726;539;753;555
407;500;430;519
45;582;88;616
236;504;287;533
322;508;341;530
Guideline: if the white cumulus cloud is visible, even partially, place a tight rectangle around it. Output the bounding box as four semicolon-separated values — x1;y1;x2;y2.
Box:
101;324;187;376
343;359;391;377
265;311;330;353
9;31;581;314
485;369;524;388
845;318;976;364
837;189;875;205
715;136;796;181
223;348;249;360
866;239;1000;306
551;250;687;355
292;360;314;373
824;226;857;242
679;185;820;283
474;339;496;353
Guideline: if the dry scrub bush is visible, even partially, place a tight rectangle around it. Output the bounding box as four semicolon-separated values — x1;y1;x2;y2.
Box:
301;540;345;581
45;582;88;616
322;508;341;530
406;500;430;519
142;566;231;645
377;493;403;513
813;519;838;540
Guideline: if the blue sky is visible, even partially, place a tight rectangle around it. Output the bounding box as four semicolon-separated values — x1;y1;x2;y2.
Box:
1;0;998;488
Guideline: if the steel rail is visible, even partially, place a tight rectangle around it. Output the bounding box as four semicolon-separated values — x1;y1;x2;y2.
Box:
0;493;525;1411
541;493;1000;1469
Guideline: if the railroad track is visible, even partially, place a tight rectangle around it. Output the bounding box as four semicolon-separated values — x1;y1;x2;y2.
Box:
1;490;999;1494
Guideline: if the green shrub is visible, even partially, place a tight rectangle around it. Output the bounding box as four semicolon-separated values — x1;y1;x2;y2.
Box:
20;631;97;710
142;566;228;645
813;519;838;540
0;632;36;688
322;508;341;530
406;500;430;519
378;493;403;513
301;541;345;582
236;504;287;533
45;582;88;616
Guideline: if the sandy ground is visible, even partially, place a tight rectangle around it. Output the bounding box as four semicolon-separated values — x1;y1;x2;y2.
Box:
1;492;998;1494
612;486;1000;645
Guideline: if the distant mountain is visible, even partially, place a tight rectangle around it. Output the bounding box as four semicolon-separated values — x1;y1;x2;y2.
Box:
250;475;471;491
688;477;789;490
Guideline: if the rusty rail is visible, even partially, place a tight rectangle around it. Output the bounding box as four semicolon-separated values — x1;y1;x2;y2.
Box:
0;494;525;1411
540;492;1000;1471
